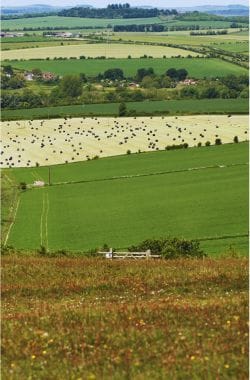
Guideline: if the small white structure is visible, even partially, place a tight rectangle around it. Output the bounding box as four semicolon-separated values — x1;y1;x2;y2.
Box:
24;72;34;81
33;180;45;187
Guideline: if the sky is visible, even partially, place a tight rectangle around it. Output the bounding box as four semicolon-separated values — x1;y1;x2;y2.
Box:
2;0;249;7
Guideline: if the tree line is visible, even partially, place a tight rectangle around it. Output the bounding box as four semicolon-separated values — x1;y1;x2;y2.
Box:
58;4;177;19
2;64;248;110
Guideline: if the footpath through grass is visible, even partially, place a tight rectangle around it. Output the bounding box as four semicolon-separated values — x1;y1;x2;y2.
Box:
5;143;249;254
2;256;248;379
2;99;249;121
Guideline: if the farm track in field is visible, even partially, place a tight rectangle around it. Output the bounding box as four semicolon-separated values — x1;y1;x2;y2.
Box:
45;161;248;187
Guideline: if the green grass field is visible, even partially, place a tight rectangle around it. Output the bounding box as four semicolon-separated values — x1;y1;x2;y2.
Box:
2;15;239;32
210;41;249;53
4;57;247;78
1;40;88;51
111;30;249;46
4;143;248;254
2;16;164;30
2;99;249;121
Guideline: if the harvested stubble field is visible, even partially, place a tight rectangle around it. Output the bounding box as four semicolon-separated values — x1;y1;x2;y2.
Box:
1;115;248;167
1;43;198;60
3;143;248;253
5;57;247;78
2;256;248;380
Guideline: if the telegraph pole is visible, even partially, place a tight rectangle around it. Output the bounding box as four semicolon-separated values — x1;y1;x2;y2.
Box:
48;167;51;186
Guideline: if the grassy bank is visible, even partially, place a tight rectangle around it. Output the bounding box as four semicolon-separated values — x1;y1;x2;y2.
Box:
2;256;248;379
2;98;249;121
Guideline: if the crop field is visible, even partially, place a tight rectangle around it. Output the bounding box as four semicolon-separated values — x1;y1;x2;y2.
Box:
1;43;198;60
1;40;88;51
1;16;165;31
111;30;249;46
210;41;249;54
4;57;247;78
2;142;248;253
2;99;249;121
1;115;248;167
2;256;248;379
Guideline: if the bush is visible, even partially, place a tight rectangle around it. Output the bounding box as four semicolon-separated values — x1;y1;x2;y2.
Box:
126;149;131;155
197;142;202;147
128;237;206;259
205;141;211;146
234;136;239;143
38;245;47;255
18;182;27;190
119;102;127;116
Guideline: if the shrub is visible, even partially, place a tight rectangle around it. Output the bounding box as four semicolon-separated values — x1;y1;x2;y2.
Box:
119;102;127;116
126;149;131;155
234;136;239;143
18;182;27;190
38;245;47;255
205;141;211;146
197;142;202;147
128;238;206;259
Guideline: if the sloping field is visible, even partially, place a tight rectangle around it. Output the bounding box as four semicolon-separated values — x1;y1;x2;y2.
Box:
2;257;248;379
4;143;249;253
1;43;198;60
1;16;164;30
2;99;248;121
5;57;247;77
1;115;248;167
111;30;249;45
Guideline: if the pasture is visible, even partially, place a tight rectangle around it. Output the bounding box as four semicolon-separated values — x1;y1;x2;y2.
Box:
210;41;249;54
2;256;248;379
1;39;89;51
110;30;249;46
3;142;249;253
1;43;198;60
4;57;248;78
2;99;249;121
1;16;164;30
1;115;248;167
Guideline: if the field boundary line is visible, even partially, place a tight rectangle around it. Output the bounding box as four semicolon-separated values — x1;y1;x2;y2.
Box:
112;234;249;252
40;192;45;247
3;172;21;246
45;191;49;251
49;162;248;188
4;197;21;246
196;233;249;242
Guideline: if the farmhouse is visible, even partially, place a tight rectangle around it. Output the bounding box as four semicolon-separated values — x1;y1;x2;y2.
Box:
181;79;197;85
42;72;56;81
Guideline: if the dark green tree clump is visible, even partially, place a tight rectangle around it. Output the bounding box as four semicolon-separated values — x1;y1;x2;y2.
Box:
60;75;82;98
166;68;188;81
128;237;205;259
119;102;127;116
103;68;124;81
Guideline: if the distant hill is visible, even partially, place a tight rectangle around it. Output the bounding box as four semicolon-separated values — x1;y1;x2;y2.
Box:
176;4;249;17
1;4;65;15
